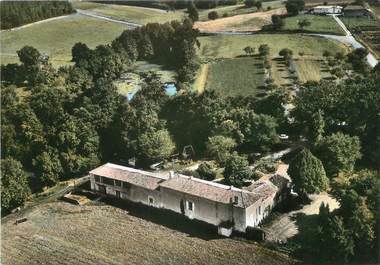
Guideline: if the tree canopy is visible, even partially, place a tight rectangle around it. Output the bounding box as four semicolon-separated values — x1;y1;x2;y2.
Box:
288;148;328;198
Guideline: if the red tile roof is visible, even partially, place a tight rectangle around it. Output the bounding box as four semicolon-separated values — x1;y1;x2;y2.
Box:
90;163;167;190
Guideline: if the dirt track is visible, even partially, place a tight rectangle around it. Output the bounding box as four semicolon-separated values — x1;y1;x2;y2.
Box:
194;8;286;33
2;201;293;265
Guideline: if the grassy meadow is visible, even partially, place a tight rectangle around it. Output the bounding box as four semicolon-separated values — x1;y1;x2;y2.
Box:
198;34;349;59
1;14;128;67
283;14;345;35
205;57;266;97
72;1;186;25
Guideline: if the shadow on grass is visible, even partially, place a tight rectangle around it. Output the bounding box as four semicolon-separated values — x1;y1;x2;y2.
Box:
287;213;325;264
98;196;222;241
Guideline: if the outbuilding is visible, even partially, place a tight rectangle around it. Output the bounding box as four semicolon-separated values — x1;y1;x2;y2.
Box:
311;5;343;15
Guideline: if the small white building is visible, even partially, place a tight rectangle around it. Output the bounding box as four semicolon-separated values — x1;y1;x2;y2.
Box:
311;5;343;15
89;163;291;236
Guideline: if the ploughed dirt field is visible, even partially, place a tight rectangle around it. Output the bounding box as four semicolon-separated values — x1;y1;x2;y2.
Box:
2;200;294;265
194;8;286;32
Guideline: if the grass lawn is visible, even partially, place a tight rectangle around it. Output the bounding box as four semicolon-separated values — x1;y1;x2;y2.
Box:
73;1;186;25
205;57;266;97
282;14;345;35
1;14;128;67
198;34;349;59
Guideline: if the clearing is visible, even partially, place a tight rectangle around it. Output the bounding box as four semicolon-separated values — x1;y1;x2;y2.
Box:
282;14;345;35
2;200;293;265
263;192;339;242
0;14;129;67
205;57;266;97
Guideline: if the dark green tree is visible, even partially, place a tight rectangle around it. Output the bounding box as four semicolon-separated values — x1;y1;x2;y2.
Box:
285;0;305;16
271;15;284;30
33;149;63;187
1;159;31;214
196;162;216;180
137;129;176;164
206;135;237;165
288;148;328;199
187;2;199;21
223;152;253;188
314;132;361;177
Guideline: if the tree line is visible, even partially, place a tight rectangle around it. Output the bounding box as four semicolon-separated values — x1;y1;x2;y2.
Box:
285;66;380;263
0;1;75;30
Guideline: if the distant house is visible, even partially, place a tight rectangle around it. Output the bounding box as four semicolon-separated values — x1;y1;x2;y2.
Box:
89;163;291;236
311;5;343;15
343;5;371;17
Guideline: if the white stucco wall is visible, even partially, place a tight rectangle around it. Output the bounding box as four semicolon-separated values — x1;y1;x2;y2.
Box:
159;187;235;227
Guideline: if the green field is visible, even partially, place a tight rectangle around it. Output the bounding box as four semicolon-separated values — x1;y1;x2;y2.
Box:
283;14;345;35
73;1;186;25
198;34;349;59
205;57;266;96
0;14;128;66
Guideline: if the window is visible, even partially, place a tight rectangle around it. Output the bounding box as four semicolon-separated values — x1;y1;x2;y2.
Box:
122;181;131;189
148;196;154;205
94;175;101;183
115;180;122;187
187;201;194;211
233;196;239;204
103;177;114;186
258;206;261;215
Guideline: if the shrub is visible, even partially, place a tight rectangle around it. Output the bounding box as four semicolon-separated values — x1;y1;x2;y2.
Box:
208;11;219;20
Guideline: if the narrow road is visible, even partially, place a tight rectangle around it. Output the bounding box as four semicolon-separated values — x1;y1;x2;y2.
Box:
313;15;379;68
0;13;75;32
76;9;141;28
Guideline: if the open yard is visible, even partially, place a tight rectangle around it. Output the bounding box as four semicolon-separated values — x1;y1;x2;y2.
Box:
0;14;128;67
1;200;293;265
205;57;266;97
282;14;345;35
198;34;348;59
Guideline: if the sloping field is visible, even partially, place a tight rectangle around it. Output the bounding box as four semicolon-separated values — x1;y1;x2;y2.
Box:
0;14;128;66
198;34;349;58
1;201;293;265
73;1;186;25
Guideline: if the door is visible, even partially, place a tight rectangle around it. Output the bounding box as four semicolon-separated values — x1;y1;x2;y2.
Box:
98;184;106;194
116;190;121;199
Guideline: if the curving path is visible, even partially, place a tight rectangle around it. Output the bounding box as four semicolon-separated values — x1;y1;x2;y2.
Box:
312;15;378;68
76;9;141;28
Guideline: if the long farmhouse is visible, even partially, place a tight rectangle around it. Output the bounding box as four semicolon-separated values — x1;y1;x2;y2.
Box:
89;163;291;236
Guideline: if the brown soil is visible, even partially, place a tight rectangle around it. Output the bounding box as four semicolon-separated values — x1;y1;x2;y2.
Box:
194;8;286;33
2;201;294;265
